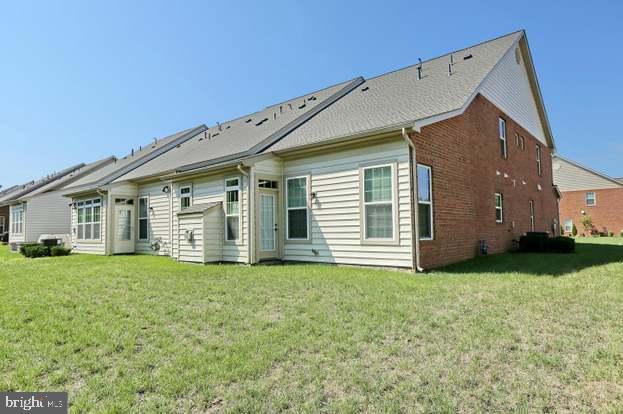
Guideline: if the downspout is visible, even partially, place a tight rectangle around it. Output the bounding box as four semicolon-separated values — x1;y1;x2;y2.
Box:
96;189;109;255
401;128;424;272
237;163;254;265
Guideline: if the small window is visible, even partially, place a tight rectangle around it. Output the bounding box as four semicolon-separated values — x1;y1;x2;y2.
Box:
0;216;5;234
586;192;596;206
76;198;101;240
180;185;192;209
11;207;24;235
417;164;433;240
363;165;394;240
225;178;240;241
499;118;507;159
536;145;542;176
138;197;149;241
515;132;520;147
495;193;504;223
529;200;535;231
520;135;525;151
564;219;573;233
258;179;278;189
286;176;309;240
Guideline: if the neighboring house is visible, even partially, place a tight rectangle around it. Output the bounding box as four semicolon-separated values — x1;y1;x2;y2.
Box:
553;155;623;236
63;30;559;270
0;185;20;241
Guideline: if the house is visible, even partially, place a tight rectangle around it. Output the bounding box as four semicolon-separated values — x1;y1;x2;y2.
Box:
63;30;559;270
553;155;623;236
0;185;20;241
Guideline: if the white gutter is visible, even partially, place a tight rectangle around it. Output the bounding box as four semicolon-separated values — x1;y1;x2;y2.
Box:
401;128;424;273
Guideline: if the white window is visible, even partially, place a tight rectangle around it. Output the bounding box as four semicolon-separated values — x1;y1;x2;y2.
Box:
495;193;504;223
76;198;101;240
586;192;596;206
11;207;24;234
499;118;507;159
536;145;542;176
529;200;535;231
564;219;573;233
138;197;149;241
0;216;5;234
286;176;309;240
417;164;433;240
225;178;240;241
363;165;395;240
520;135;525;151
180;185;192;209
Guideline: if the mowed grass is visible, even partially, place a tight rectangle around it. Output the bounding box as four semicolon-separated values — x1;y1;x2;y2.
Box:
0;240;622;413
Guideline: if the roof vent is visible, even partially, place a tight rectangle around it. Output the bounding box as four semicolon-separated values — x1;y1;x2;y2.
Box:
298;103;306;109
361;86;369;92
226;125;231;129
448;63;453;76
217;122;222;131
450;54;454;65
131;149;134;156
273;112;277;120
212;132;220;138
416;58;423;80
463;54;473;60
256;118;268;126
309;95;317;101
246;118;252;123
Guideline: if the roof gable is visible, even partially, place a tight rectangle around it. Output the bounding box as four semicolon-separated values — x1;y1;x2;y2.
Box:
553;155;623;192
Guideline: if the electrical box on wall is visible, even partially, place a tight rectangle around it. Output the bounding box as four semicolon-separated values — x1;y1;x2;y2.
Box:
185;229;194;242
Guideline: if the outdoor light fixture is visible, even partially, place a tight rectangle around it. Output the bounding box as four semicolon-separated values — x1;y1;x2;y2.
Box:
162;185;170;194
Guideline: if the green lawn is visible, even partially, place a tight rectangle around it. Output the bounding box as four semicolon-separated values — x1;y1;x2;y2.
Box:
1;240;622;413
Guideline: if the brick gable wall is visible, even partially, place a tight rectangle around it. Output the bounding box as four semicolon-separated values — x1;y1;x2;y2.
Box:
559;188;623;236
410;94;559;268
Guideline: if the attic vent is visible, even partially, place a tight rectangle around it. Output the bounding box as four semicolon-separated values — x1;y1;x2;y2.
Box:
361;86;369;92
309;95;317;101
256;118;268;126
246;118;252;123
298;103;306;109
212;132;220;138
463;54;473;60
226;125;231;129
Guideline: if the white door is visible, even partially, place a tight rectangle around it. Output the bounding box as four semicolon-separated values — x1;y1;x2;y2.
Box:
259;192;278;260
114;204;135;254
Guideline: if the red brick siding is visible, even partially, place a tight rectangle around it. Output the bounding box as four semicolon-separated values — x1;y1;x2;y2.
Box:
559;188;623;236
411;94;559;268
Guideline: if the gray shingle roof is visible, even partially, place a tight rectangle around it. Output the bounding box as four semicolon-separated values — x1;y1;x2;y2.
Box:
271;31;523;151
116;78;362;181
63;125;206;193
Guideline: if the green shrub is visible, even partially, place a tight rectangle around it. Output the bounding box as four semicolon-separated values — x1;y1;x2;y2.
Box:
546;236;576;253
19;243;42;256
519;233;549;253
572;224;578;237
50;246;71;256
21;244;50;258
609;232;615;237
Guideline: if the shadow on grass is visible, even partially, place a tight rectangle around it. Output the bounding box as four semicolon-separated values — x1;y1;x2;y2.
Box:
437;242;623;276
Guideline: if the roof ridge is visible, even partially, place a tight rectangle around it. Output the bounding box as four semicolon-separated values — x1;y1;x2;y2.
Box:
554;154;623;188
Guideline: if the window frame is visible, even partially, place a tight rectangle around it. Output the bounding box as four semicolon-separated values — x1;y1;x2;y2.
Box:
586;191;596;206
180;184;193;210
536;145;542;176
520;135;525;151
11;206;24;235
224;177;242;242
529;200;535;232
564;219;573;233
417;163;434;241
138;196;150;242
360;162;399;245
495;193;504;224
76;198;102;241
0;216;5;234
285;175;310;241
499;118;508;159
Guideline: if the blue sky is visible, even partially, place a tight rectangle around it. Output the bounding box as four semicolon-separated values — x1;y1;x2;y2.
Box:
1;0;622;186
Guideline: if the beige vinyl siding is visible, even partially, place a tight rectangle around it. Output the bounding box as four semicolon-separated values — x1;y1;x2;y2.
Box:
204;206;223;262
8;204;26;244
178;213;205;263
553;157;623;192
480;44;547;145
172;174;249;263
24;191;72;243
136;182;172;256
282;139;412;268
254;157;284;176
70;196;107;255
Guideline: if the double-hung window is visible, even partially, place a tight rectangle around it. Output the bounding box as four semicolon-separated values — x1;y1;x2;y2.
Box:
225;178;240;241
11;207;24;234
536;145;542;176
0;216;5;234
76;198;101;240
138;197;149;241
564;219;573;233
499;118;507;159
180;185;192;209
363;165;395;240
529;200;535;231
417;164;433;240
586;192;596;206
495;193;504;223
286;177;309;240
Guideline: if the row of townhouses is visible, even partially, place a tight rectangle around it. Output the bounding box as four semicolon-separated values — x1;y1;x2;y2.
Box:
0;30;564;270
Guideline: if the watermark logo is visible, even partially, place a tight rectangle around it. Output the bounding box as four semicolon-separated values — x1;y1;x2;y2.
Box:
0;393;67;414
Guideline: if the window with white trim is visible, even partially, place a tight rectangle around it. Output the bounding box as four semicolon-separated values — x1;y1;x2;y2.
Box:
138;197;149;241
499;118;507;159
495;193;504;223
0;216;5;234
586;192;596;206
180;185;192;209
76;198;101;240
363;165;394;240
225;178;240;241
11;207;24;234
529;200;535;231
286;176;309;240
564;219;573;233
417;164;433;240
536;145;542;176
